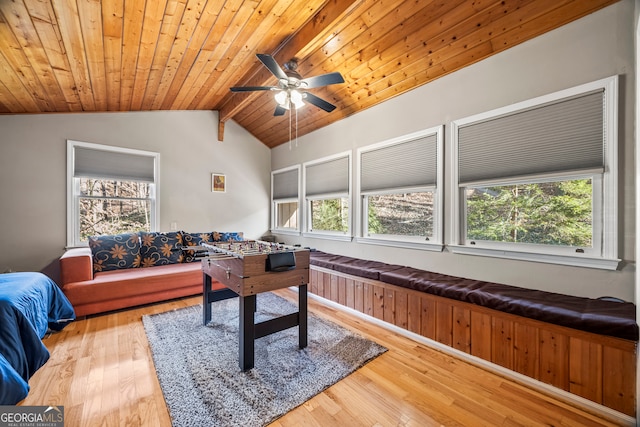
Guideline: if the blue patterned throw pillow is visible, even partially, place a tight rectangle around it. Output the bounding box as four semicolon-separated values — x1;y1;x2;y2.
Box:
212;232;244;242
139;231;184;267
182;232;212;262
88;233;141;273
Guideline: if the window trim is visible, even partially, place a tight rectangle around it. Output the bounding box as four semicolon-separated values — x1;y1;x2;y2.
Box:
302;151;352;240
271;164;302;235
66;140;160;247
355;126;444;251
449;76;619;270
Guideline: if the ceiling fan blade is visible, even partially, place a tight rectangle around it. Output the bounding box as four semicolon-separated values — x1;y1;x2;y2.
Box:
256;54;288;81
300;72;345;89
304;92;337;112
274;105;287;116
229;86;275;92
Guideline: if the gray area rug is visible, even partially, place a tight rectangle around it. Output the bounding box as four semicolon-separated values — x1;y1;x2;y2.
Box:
143;292;387;427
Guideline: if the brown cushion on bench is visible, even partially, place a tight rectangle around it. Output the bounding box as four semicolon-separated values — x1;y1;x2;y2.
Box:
468;283;638;341
309;251;345;270
381;268;486;301
310;251;404;280
333;258;403;280
378;266;426;288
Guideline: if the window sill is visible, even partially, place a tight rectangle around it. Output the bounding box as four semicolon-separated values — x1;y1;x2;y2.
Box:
448;245;620;270
302;232;353;242
270;229;301;237
65;243;89;250
356;237;444;252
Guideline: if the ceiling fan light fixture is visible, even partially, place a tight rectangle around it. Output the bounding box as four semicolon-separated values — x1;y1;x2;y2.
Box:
274;89;305;109
274;91;287;106
290;90;304;109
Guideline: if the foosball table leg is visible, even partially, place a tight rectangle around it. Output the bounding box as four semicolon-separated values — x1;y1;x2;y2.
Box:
299;284;308;349
203;273;240;326
239;294;257;371
203;273;212;325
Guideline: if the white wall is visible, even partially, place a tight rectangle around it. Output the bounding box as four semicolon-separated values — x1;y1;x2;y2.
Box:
0;110;271;280
271;0;636;301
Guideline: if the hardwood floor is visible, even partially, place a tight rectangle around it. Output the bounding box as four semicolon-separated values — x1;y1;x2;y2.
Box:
24;289;627;426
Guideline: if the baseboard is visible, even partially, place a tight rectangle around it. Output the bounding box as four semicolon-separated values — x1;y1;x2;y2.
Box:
305;291;637;426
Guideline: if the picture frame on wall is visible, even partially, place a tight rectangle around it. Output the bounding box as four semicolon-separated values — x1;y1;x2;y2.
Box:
212;173;226;193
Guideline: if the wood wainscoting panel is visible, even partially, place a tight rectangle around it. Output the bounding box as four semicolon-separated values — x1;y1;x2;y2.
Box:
372;284;385;321
602;345;637;416
345;277;356;309
354;279;365;313
513;322;539;379
407;292;421;334
420;295;436;340
363;282;374;318
569;338;603;404
491;317;514;370
470;311;492;360
538;329;570;390
394;289;409;330
452;306;471;353
435;301;453;346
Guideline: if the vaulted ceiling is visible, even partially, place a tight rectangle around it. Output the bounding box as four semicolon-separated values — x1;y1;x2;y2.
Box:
0;0;619;148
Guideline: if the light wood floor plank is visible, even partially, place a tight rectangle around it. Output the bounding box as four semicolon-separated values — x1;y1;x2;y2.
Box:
21;290;627;426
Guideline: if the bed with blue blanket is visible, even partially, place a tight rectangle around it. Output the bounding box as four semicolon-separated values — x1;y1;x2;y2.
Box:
0;272;75;404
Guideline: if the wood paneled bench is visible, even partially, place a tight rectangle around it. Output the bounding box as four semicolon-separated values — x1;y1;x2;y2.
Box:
309;250;638;417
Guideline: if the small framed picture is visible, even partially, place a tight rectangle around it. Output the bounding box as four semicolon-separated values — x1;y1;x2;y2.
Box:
212;173;226;193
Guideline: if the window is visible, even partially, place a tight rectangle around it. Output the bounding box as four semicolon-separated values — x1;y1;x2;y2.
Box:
271;166;301;234
303;152;351;239
450;76;618;269
465;178;594;247
67;140;159;247
357;127;443;249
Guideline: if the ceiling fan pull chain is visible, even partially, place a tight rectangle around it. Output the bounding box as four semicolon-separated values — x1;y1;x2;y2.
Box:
289;103;292;150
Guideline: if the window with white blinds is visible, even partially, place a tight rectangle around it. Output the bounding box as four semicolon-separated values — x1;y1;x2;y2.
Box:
450;76;618;270
73;145;156;182
272;167;299;200
305;155;350;197
303;152;351;238
271;166;301;233
360;132;438;192
357;127;443;248
67;140;159;247
458;90;604;184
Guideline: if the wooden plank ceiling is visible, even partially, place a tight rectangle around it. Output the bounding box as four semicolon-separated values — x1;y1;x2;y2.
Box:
0;0;619;148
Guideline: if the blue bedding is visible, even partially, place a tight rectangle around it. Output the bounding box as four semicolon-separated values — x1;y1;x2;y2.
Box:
0;272;75;404
0;353;28;404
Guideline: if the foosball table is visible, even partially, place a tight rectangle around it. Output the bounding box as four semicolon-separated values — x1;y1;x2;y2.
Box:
200;240;310;371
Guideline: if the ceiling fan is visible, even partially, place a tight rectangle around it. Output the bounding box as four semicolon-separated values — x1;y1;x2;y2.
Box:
230;54;345;116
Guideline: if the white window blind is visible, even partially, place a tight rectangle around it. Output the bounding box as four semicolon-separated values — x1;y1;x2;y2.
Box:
272;168;299;199
458;90;604;184
74;146;156;182
360;134;437;192
305;155;349;196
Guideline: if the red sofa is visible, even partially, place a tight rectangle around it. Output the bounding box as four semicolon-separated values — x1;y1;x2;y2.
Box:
59;247;223;317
